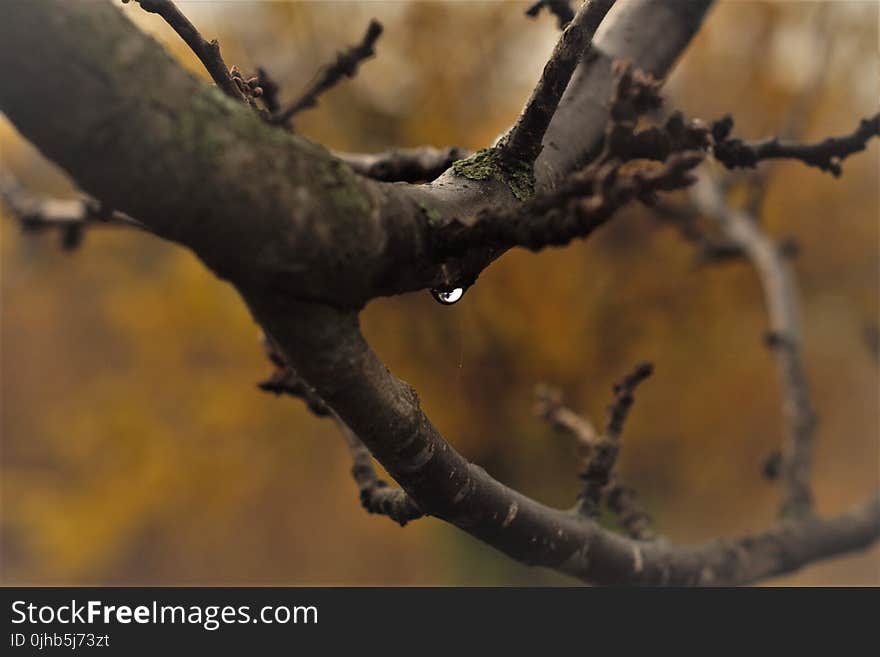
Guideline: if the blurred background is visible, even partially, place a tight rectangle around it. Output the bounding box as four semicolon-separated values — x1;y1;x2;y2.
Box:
1;1;877;585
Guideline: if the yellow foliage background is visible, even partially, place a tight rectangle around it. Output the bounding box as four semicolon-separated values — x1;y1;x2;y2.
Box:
1;1;877;585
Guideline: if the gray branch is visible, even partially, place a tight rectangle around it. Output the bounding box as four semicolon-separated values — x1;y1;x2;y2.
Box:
690;170;818;518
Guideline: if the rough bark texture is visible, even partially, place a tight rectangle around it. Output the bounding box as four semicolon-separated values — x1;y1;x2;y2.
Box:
2;0;877;585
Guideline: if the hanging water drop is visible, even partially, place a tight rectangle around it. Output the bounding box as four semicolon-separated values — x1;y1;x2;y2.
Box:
431;287;464;305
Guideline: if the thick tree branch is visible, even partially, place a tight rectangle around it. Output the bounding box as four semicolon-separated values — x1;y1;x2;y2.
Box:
0;1;433;309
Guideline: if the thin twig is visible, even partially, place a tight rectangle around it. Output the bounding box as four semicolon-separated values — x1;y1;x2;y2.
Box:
270;20;383;127
435;150;703;256
128;0;247;103
711;113;880;178
535;370;656;540
577;363;653;518
502;0;616;165
744;4;834;214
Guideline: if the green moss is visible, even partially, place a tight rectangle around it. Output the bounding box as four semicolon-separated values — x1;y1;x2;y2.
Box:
451;147;534;201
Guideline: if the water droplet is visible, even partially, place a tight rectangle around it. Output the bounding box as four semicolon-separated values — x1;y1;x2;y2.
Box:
431;287;464;305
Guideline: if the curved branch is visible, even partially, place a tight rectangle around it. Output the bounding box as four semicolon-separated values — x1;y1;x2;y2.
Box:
248;298;879;586
690;170;818;518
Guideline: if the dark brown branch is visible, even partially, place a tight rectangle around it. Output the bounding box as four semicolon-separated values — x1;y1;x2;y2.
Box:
257;333;332;416
253;298;880;584
711;113;880;178
579;363;653;517
691;171;817;518
270;20;383;127
502;0;616;165
336;146;470;183
433;61;706;265
605;362;653;439
127;0;247;104
435;151;703;256
525;0;575;29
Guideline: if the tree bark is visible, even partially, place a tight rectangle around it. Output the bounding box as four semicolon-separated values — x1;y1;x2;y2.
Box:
2;0;877;585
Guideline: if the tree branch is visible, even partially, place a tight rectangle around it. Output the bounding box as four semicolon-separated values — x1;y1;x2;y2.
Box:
250;298;879;586
336;417;425;527
711;113;880;177
11;0;879;586
0;171;145;249
127;0;247;104
502;0;616;165
257;335;422;525
335;146;470;183
535;376;657;540
433;150;704;256
270;20;383;127
690;170;818;518
525;0;576;29
581;363;652;519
